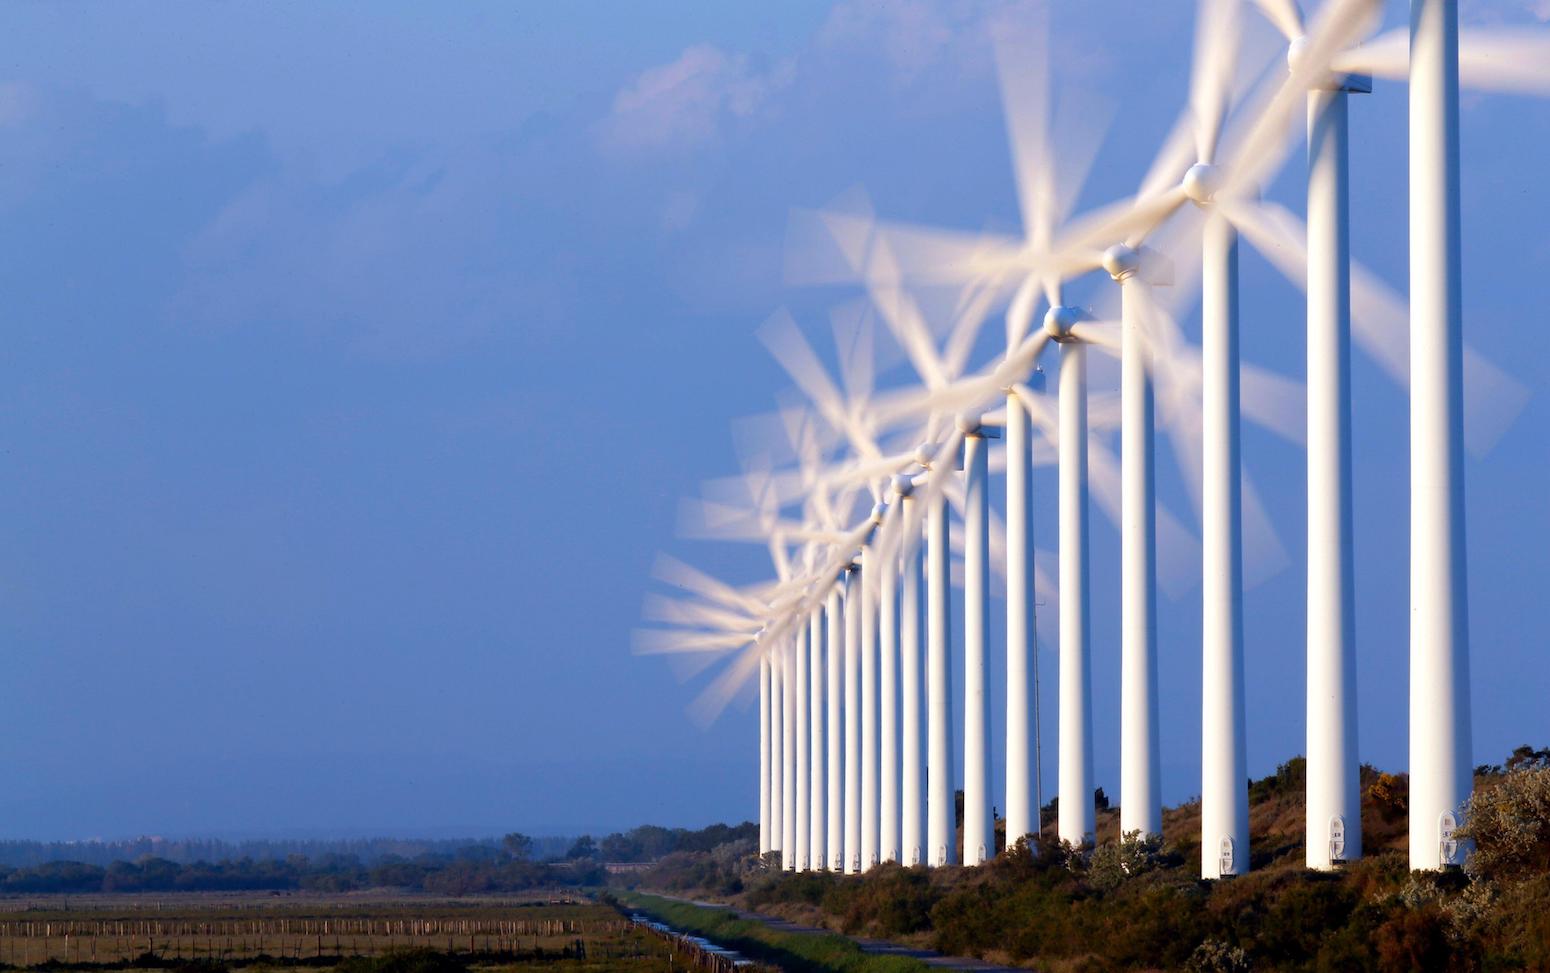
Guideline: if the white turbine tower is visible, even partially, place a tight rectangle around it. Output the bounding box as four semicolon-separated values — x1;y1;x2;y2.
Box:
844;558;863;872
878;517;901;865
1104;242;1166;841
1243;0;1367;872
794;612;810;870
809;604;826;870
760;653;772;856
960;415;995;866
918;445;956;867
1309;0;1550;873
1407;0;1470;874
894;474;927;865
860;503;885;871
772;643;783;863
826;576;846;870
1045;306;1096;848
1142;0;1390;877
1190;0;1542;870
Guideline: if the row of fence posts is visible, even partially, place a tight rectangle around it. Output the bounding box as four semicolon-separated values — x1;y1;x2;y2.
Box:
0;918;627;967
0;917;598;937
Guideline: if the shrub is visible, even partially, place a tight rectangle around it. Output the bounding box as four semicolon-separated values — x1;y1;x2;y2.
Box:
1088;830;1164;892
1185;938;1250;972
1459;765;1550;882
1368;773;1408;824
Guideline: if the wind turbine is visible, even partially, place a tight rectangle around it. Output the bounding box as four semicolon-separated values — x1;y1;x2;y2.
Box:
1298;0;1550;873
1178;0;1544;871
1093;0;1390;877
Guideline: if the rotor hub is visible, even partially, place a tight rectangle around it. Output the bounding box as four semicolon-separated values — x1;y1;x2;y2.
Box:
1102;243;1141;282
914;443;936;467
956;414;981;435
1183;162;1222;206
1043;305;1082;341
891;473;914;497
871;501;889;523
1286;35;1310;74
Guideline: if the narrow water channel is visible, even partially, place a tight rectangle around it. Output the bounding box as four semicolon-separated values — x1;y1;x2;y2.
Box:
629;912;753;967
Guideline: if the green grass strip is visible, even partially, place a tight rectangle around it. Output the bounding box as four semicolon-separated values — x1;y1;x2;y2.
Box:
615;892;930;973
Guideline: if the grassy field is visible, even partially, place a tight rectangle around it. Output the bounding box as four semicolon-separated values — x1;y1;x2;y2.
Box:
0;893;683;971
618;892;927;973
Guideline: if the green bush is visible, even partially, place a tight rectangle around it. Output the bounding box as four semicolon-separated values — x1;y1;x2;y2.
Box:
1088;830;1165;892
1460;765;1550;882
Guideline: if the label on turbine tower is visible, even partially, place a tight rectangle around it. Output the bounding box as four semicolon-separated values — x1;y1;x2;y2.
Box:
1439;811;1460;866
1329;816;1347;865
1219;837;1235;876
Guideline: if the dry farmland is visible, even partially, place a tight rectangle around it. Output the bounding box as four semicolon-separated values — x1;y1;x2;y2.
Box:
0;893;726;971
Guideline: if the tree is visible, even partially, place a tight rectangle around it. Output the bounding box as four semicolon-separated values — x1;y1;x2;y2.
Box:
502;833;533;861
1505;744;1550;772
566;835;599;860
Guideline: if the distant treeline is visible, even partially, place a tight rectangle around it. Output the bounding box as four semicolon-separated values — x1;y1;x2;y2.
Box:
0;822;757;895
0;836;568;869
590;823;757;863
0;854;598;895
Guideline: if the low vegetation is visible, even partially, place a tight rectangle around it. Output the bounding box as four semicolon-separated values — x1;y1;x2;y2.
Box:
614;891;928;973
620;747;1550;972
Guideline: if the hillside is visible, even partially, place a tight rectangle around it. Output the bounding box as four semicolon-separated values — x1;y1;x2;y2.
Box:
622;750;1550;972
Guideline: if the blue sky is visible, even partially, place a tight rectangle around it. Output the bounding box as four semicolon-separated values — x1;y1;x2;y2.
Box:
1;0;1547;840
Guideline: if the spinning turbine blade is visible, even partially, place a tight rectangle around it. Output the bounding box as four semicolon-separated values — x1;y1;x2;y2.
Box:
652;554;770;616
758;308;850;430
1220;196;1529;454
642;593;761;632
1337;28;1550;94
1087;436;1204;600
1190;0;1241;163
633;629;757;655
1252;0;1305;42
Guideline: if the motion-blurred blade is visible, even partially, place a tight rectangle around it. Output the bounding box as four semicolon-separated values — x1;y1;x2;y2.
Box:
1138;113;1200;203
1242;471;1291;589
690;641;768;726
1330;27;1407;79
1006;276;1042;350
643;593;760;632
992;16;1056;249
1252;0;1305;41
1070;320;1123;355
944;280;999;379
1219;0;1382;198
757;308;848;426
1241;363;1306;446
632;628;756;655
1190;0;1241;163
832;300;877;405
652;554;770;616
1087;436;1202;600
1227;197;1529;453
1457;30;1550;93
1336;28;1550;93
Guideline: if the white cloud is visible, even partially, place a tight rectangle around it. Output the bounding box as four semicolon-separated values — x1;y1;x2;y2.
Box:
1462;0;1550;22
818;0;961;77
596;44;793;154
816;0;1037;83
